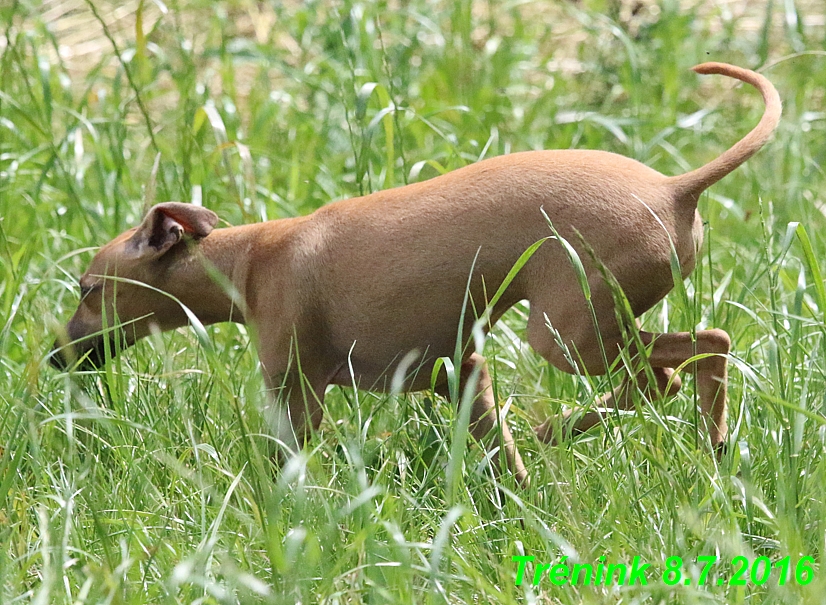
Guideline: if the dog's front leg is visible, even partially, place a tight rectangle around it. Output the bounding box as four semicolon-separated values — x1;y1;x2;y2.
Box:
257;336;329;458
437;353;529;488
262;370;326;457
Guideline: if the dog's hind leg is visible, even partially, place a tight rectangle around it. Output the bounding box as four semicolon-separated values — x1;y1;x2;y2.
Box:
525;302;688;445
642;329;730;450
531;324;729;452
436;353;529;488
534;366;682;444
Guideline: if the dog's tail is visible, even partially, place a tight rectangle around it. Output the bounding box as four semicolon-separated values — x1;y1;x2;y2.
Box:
668;62;781;198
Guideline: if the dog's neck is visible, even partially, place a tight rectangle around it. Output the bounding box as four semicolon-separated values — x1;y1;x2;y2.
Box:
164;222;270;327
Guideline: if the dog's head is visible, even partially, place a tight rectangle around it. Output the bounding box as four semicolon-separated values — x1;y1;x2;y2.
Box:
50;202;219;370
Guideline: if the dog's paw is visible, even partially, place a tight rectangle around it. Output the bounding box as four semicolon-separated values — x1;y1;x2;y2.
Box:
533;419;556;445
533;411;575;446
713;438;729;461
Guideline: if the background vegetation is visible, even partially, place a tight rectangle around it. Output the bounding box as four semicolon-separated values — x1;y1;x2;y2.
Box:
2;0;826;602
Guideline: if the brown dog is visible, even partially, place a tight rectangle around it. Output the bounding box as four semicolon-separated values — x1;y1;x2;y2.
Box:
52;63;780;487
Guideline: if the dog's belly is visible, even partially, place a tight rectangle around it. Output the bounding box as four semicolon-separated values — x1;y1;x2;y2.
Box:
327;341;455;391
323;298;505;391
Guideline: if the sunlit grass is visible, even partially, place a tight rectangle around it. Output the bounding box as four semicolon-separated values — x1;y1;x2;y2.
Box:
2;1;826;603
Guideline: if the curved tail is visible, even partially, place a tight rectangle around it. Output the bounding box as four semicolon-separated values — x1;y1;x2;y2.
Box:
668;62;781;198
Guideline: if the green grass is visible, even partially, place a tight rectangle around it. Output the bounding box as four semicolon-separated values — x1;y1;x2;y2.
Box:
2;0;826;603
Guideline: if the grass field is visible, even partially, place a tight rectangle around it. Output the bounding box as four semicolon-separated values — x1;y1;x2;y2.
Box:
2;0;826;603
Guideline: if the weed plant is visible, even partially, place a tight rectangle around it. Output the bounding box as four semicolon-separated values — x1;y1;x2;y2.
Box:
1;1;826;603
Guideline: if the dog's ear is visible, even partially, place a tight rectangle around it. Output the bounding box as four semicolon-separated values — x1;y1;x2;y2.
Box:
128;202;219;259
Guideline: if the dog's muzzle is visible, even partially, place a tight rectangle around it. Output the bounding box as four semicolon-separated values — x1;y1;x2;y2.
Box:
50;333;109;371
49;310;125;371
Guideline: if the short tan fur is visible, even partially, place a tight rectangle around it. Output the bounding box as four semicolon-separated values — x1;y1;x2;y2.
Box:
53;63;781;486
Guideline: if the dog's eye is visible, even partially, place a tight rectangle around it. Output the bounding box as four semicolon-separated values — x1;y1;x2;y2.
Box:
79;283;101;299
